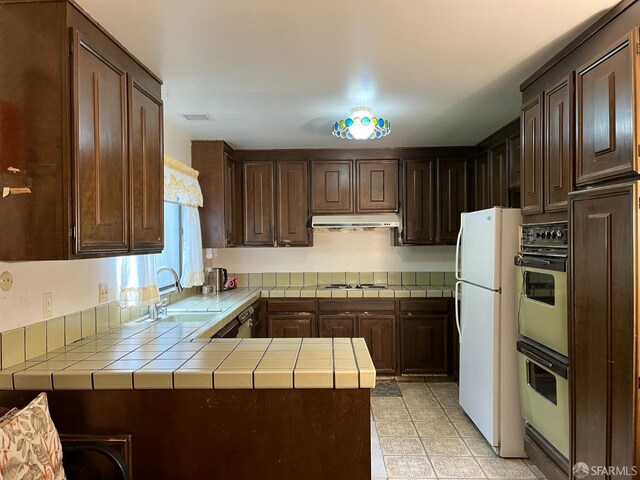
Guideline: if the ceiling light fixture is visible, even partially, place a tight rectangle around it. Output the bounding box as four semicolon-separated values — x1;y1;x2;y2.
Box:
332;107;390;140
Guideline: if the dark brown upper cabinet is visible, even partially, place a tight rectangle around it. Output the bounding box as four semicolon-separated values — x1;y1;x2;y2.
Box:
436;157;467;244
489;143;508;208
402;157;466;246
403;159;436;245
576;30;640;186
570;182;639;476
129;77;164;252
243;161;275;246
544;74;573;212
311;160;354;214
520;95;544;215
0;1;163;260
276;161;310;246
508;133;521;190
193;141;239;248
471;151;490;211
356;159;398;212
240;160;310;247
73;31;129;255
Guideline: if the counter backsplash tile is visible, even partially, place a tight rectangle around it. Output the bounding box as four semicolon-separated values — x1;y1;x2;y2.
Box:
0;286;198;370
226;271;455;288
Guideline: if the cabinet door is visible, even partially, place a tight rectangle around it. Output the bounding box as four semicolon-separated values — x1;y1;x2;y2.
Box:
224;153;236;246
544;75;573;212
521;95;544;215
489;143;508;208
276;161;309;246
400;314;448;374
267;314;314;338
311;161;353;213
472;152;490;211
436;157;466;244
73;31;128;254
129;77;163;252
403;159;435;244
356;159;398;212
358;315;396;374
243;161;274;246
319;315;356;338
576;30;640;185
570;183;637;474
508;133;521;190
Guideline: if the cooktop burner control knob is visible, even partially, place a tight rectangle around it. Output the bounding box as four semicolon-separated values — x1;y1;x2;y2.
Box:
556;230;563;239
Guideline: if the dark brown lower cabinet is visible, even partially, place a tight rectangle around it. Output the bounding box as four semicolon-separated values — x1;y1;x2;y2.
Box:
267;315;314;338
319;315;356;338
570;181;639;476
358;315;396;375
400;314;448;374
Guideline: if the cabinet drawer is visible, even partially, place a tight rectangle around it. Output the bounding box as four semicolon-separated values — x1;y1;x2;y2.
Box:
317;299;396;313
398;299;449;314
266;299;316;313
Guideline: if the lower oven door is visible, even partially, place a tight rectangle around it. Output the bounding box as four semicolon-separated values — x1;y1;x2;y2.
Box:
517;339;569;460
515;257;568;356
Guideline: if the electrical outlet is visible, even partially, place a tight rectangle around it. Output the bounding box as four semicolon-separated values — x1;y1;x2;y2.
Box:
43;292;53;318
98;283;109;303
0;271;13;292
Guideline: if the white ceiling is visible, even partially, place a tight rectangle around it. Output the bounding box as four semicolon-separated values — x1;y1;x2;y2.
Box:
76;0;619;149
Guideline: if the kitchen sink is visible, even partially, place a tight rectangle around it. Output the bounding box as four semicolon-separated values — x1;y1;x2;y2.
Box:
139;312;217;323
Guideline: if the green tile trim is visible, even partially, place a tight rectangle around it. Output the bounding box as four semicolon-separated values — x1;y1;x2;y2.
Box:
25;323;47;361
65;312;82;345
1;328;25;369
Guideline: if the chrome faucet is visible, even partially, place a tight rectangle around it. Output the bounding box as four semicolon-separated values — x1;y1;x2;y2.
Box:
149;266;183;320
157;266;183;293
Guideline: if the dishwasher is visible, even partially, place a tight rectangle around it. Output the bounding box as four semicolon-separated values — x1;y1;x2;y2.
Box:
212;302;259;339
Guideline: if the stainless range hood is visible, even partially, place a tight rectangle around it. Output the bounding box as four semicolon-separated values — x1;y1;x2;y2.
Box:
311;213;401;229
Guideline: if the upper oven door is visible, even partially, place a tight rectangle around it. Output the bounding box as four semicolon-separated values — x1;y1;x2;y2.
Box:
515;257;568;356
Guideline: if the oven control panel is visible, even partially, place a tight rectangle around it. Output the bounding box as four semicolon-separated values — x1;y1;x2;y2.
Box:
520;221;568;251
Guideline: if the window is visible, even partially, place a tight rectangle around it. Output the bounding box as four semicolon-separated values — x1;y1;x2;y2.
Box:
155;202;182;290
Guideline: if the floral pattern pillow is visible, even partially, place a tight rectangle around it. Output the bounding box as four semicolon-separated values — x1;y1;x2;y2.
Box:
0;392;66;479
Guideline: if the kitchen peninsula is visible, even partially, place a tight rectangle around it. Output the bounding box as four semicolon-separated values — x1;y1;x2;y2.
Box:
0;288;375;479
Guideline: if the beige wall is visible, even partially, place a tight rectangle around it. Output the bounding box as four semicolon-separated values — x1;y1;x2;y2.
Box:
207;230;456;273
0;122;192;332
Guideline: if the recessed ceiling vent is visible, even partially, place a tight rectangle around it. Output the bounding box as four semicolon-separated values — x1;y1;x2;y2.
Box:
181;113;213;121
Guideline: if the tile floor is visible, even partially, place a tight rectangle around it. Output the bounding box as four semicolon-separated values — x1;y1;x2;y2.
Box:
370;380;546;479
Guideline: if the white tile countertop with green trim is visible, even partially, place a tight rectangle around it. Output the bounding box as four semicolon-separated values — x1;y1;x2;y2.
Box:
0;288;375;392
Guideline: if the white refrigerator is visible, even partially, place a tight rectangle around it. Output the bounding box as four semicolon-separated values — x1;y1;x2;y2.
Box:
454;207;525;458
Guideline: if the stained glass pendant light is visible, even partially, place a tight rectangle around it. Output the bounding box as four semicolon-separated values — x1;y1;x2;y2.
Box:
332;107;391;140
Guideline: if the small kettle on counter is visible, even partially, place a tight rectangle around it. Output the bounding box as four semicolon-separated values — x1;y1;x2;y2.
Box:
206;267;228;293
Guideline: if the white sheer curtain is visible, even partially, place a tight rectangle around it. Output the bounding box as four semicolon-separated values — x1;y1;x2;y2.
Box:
164;155;204;288
118;155;204;307
180;206;204;287
118;254;159;307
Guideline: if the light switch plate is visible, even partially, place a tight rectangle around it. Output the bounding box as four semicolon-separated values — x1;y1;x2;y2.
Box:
98;283;109;303
43;292;53;318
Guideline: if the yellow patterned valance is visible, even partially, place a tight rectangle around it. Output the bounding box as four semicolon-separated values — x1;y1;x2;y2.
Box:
164;155;203;207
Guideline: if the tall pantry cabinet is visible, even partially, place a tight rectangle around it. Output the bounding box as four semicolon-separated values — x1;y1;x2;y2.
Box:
568;30;640;477
0;0;164;260
520;8;640;477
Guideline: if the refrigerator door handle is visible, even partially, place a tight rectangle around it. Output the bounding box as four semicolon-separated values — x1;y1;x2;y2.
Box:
455;281;463;343
455;222;464;281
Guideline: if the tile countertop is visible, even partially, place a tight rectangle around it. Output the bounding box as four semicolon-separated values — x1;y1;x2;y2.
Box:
258;284;454;298
0;289;375;391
